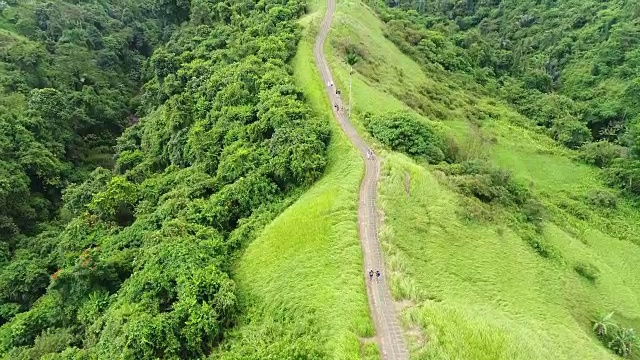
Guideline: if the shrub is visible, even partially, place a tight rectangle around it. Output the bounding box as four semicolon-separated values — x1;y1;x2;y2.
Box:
365;111;446;164
457;197;493;222
90;237;237;359
552;118;592;149
88;176;138;226
579;141;623;168
592;312;639;358
605;158;640;196
0;294;64;352
522;69;552;93
522;231;553;258
61;168;113;218
586;190;618;209
439;160;529;206
555;197;591;220
6;328;76;360
574;262;599;282
521;198;545;230
442;136;462;163
608;326;638;358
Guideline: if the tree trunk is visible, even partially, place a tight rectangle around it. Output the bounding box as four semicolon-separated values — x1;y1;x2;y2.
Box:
349;65;353;120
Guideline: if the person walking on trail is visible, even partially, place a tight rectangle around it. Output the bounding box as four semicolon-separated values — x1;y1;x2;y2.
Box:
375;270;381;282
368;269;374;281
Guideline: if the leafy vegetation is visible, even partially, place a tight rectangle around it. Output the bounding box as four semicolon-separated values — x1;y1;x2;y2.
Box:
574;262;600;283
593;312;639;358
364;111;446;163
213;5;377;358
373;0;640;197
0;0;178;247
0;0;331;358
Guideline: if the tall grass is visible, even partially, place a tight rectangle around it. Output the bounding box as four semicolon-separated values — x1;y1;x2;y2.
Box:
323;0;640;358
215;2;378;359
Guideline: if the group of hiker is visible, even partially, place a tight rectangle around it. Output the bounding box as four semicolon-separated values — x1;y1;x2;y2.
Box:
326;83;382;285
368;269;381;282
328;81;344;112
328;82;376;161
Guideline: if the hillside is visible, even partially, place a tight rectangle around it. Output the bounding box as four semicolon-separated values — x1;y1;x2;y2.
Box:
320;0;640;358
2;0;640;358
0;0;331;358
0;0;174;244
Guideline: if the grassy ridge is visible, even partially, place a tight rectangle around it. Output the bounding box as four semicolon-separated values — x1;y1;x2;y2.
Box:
221;2;378;358
379;152;637;359
323;0;640;358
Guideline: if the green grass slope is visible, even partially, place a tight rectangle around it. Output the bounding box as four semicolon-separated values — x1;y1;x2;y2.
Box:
323;0;640;359
215;2;378;359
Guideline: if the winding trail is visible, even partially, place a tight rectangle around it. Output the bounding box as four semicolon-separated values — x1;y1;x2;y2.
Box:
312;1;409;359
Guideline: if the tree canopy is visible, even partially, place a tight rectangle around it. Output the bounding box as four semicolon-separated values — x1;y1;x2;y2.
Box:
374;0;640;197
0;0;329;358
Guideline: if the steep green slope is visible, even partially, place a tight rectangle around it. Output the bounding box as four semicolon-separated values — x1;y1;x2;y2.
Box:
322;0;640;358
0;0;331;358
377;0;640;198
0;0;171;247
0;1;176;334
213;3;377;359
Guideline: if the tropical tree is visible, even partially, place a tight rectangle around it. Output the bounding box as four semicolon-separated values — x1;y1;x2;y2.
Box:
593;312;616;339
346;52;359;119
608;327;638;358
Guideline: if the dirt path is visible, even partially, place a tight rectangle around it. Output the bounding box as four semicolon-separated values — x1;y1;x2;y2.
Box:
312;1;409;359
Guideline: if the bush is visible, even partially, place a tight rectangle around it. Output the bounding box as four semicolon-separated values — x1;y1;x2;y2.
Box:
586;190;618;209
522;230;553;258
552;118;592;149
608;326;638;358
592;312;639;358
0;294;64;352
521;198;545;230
605;158;640;196
88;176;138;226
439;160;529;206
574;262;599;282
442;136;462;163
61;168;113;218
90;236;237;359
365;111;446;164
579;141;623;168
6;328;76;360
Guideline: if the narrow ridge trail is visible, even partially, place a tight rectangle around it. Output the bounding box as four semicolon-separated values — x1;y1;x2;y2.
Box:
312;1;409;359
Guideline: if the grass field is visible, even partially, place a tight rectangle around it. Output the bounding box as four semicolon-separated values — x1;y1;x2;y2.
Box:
322;0;640;359
215;1;378;359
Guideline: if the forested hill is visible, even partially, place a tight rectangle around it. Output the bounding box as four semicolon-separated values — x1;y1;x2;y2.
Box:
0;0;173;245
376;0;640;196
0;0;328;358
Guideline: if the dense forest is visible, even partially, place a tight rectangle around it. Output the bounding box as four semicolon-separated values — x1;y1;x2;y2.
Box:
0;0;172;244
0;0;328;358
371;0;640;196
